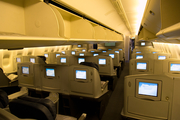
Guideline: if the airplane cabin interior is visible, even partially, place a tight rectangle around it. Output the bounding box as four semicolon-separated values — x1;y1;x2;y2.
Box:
0;0;180;120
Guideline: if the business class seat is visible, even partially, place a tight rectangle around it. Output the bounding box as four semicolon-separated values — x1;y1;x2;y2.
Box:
0;89;8;108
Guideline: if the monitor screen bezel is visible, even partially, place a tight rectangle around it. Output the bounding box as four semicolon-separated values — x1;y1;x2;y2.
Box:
158;55;166;60
29;58;36;63
44;67;57;79
98;58;106;65
79;53;84;56
135;79;162;101
109;54;115;58
60;57;67;63
21;66;30;76
136;61;149;72
169;62;180;74
71;51;76;55
16;57;21;63
93;53;99;56
74;68;89;82
78;58;85;64
44;54;48;58
136;55;143;59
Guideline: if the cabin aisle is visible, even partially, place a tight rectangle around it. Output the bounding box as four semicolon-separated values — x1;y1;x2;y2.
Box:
101;62;129;120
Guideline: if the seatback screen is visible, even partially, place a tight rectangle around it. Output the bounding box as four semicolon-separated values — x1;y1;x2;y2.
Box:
141;42;145;46
99;59;106;65
78;58;85;64
62;51;65;54
22;67;29;74
138;82;158;96
30;58;35;63
137;62;147;70
115;51;119;53
102;51;106;53
71;51;75;55
82;49;86;52
158;56;166;60
56;54;60;57
16;58;21;62
170;63;180;71
60;58;66;63
79;53;84;56
44;54;48;58
136;55;143;59
136;52;141;53
76;70;86;79
109;54;114;58
46;68;55;77
93;54;99;56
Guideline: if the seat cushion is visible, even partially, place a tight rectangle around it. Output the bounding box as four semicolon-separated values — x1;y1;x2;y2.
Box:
18;95;56;120
0;89;8;108
9;99;54;120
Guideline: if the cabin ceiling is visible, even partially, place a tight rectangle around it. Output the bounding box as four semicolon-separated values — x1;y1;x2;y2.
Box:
53;0;148;36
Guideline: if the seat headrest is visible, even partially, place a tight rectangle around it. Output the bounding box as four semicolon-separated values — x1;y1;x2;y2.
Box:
80;62;99;71
0;89;8;108
37;56;46;64
9;99;53;120
18;95;56;120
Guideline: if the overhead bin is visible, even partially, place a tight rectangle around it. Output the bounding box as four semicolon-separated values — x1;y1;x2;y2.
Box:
156;0;180;40
0;0;123;49
138;28;157;41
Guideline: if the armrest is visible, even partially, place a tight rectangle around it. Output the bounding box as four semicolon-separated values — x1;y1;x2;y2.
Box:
8;87;28;100
78;113;87;120
101;81;109;92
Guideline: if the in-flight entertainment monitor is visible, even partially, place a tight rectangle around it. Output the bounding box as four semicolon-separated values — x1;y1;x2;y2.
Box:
44;54;48;58
46;68;55;77
71;51;75;55
30;58;35;63
91;51;95;52
82;49;86;52
141;42;145;46
79;53;84;56
136;79;162;101
136;55;143;59
16;58;21;62
115;51;119;53
109;54;114;58
76;70;86;80
136;52;141;53
136;62;147;70
169;63;180;73
60;57;66;63
108;49;112;50
62;51;65;54
158;56;166;60
56;54;60;58
153;52;157;54
78;45;81;48
93;53;99;56
102;51;106;53
78;58;85;64
22;66;29;74
119;49;122;51
99;59;106;65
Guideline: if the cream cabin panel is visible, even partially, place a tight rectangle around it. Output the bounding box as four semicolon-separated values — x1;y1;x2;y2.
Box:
93;25;107;39
0;0;25;35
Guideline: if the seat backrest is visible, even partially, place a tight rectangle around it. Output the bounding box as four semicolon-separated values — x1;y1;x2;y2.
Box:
9;96;56;120
0;89;8;108
80;62;99;71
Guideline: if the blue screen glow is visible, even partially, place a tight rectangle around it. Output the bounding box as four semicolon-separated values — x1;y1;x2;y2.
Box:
138;82;158;96
93;54;99;56
99;59;106;65
61;58;66;63
136;55;143;59
30;58;35;63
78;58;85;64
79;53;84;56
158;56;166;60
76;70;86;79
136;52;141;53
22;67;29;74
137;62;147;70
56;54;60;57
109;54;114;58
170;63;180;71
115;51;119;53
46;68;55;77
